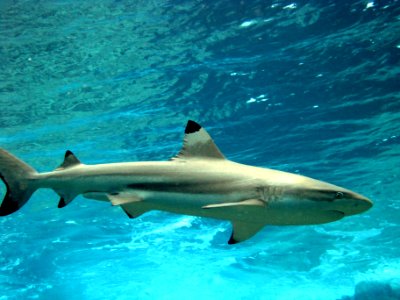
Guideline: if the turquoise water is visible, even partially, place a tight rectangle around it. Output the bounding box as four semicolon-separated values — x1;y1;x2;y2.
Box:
1;0;400;299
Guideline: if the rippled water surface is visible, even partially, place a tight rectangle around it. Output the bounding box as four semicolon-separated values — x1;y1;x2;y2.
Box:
1;1;400;299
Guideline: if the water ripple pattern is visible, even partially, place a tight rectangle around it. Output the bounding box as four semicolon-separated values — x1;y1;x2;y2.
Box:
0;1;399;299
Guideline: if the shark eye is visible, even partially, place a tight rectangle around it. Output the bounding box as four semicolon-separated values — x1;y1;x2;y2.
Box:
335;192;344;199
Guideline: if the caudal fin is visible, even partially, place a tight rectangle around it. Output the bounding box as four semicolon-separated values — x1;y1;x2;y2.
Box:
0;148;38;216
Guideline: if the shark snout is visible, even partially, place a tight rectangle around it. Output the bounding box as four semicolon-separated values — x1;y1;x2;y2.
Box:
336;193;373;216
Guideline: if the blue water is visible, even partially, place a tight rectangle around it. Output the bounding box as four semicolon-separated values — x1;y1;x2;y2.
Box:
1;0;399;299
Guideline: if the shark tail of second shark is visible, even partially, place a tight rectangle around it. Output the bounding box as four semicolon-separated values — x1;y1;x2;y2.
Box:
0;148;38;216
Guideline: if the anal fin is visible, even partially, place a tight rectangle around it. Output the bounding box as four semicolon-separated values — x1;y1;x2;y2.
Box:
228;221;265;245
57;193;77;208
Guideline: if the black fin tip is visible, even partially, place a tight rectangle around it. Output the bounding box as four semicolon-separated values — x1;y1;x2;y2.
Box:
0;193;19;216
185;120;202;134
121;206;134;218
228;232;238;245
58;198;66;208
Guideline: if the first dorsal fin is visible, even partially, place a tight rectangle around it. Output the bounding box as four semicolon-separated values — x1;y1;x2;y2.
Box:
55;150;81;171
172;120;225;160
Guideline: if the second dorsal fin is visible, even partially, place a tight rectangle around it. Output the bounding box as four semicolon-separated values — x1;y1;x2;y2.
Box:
55;150;81;171
172;120;225;160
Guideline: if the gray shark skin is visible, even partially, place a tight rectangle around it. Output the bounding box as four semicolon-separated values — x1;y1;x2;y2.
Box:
0;120;373;244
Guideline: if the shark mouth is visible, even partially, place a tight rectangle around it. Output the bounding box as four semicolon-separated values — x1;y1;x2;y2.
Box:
329;210;346;218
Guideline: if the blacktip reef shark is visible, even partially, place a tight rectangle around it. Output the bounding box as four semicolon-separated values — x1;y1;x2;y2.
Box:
0;120;372;244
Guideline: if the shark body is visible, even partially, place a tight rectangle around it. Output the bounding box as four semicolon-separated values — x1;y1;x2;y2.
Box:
0;120;372;244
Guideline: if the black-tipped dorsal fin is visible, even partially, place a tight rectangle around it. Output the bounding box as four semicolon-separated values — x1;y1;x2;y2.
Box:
172;120;225;160
55;150;81;171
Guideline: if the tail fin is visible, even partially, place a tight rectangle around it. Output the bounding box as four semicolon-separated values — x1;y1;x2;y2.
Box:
0;148;38;216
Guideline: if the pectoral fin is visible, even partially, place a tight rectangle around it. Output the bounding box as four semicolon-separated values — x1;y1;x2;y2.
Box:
228;221;265;245
202;199;265;209
121;202;152;219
